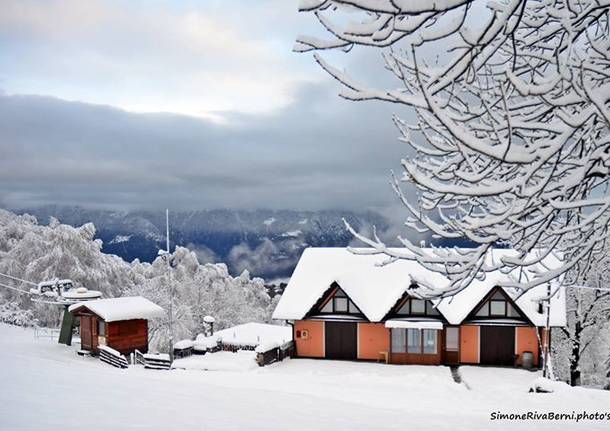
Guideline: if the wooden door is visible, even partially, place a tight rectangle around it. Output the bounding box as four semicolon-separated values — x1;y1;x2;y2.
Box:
480;326;515;366
80;316;92;350
325;322;357;360
91;317;99;352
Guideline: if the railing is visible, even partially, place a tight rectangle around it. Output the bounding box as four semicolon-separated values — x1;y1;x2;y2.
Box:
133;349;146;366
133;349;171;370
255;340;294;367
99;345;129;369
34;327;60;339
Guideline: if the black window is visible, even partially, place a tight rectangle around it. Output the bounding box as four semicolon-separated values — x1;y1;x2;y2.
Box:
317;288;360;315
396;298;440;317
474;290;522;319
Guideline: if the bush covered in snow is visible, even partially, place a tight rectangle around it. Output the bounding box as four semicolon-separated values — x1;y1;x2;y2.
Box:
0;301;36;327
0;209;278;350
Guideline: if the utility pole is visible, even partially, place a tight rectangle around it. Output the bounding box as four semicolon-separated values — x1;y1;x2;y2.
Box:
160;209;175;362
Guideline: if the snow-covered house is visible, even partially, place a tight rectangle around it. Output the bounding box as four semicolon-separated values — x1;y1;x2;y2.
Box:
69;296;164;355
273;248;566;367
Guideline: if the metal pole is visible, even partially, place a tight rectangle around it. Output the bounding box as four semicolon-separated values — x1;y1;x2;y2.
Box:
166;209;174;362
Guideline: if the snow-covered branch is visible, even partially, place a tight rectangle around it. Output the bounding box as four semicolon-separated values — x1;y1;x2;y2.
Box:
299;0;610;294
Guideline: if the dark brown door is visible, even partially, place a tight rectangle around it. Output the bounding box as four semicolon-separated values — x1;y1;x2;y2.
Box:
91;317;99;352
325;322;357;360
480;326;515;366
80;316;92;350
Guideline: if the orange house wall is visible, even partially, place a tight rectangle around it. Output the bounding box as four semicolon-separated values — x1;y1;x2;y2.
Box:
515;326;539;367
460;325;479;364
294;320;325;358
357;323;390;360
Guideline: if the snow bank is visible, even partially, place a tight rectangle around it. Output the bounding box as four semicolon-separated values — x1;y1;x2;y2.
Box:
255;341;280;353
69;296;165;322
173;340;194;350
172;350;257;372
193;334;220;351
529;377;570;393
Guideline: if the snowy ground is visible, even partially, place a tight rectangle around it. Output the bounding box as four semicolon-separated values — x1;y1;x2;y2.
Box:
1;324;609;431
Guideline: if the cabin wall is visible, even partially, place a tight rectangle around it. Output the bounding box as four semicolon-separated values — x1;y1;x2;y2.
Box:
515;327;539;367
460;325;480;364
357;323;389;360
106;319;148;355
294;320;325;358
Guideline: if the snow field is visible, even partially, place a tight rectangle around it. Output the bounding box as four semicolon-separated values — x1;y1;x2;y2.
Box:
1;324;609;431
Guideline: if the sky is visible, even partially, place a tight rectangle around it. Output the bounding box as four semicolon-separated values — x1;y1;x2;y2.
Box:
0;0;412;211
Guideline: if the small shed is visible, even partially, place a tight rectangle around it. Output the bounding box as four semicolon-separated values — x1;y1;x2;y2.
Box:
69;296;164;355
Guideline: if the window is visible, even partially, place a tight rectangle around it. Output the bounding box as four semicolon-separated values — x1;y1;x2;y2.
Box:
490;300;506;316
97;320;105;337
411;299;426;314
391;328;406;353
423;329;437;354
472;290;523;319
334;297;348;312
445;327;459;351
348;300;359;314
407;329;421;353
396;298;439;317
320;300;333;313
426;301;440;316
316;287;361;315
392;329;438;355
507;303;520;317
475;305;489;317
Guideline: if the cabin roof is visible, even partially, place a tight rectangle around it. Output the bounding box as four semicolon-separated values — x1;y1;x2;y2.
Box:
272;248;566;327
68;296;165;322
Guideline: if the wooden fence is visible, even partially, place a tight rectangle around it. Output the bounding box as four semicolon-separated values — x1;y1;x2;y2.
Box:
256;341;294;367
99;345;129;369
134;350;172;370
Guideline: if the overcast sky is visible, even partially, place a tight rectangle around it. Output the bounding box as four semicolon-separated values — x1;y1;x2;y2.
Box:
0;0;411;211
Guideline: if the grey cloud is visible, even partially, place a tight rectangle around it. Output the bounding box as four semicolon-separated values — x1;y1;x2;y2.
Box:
0;80;414;211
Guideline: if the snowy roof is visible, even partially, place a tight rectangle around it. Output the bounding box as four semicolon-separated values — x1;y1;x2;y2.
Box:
272;248;566;327
68;296;165;322
213;323;292;347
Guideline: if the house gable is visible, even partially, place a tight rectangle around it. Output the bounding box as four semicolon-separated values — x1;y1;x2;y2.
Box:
383;288;446;321
463;287;532;324
306;282;365;318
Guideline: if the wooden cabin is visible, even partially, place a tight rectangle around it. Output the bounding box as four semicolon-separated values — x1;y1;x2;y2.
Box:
273;248;566;367
69;296;164;355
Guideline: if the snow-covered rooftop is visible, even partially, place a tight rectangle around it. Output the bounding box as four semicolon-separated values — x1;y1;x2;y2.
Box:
69;296;165;322
272;248;566;327
213;322;292;347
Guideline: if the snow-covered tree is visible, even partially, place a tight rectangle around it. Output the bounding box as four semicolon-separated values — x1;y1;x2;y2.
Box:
553;283;610;386
297;1;610;295
0;209;277;350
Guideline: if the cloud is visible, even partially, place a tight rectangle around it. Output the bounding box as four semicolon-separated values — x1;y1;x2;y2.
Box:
227;239;296;277
0;79;412;210
187;243;218;265
0;0;321;117
0;0;423;213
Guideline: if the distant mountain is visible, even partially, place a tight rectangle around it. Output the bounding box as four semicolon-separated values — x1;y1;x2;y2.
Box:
13;206;390;279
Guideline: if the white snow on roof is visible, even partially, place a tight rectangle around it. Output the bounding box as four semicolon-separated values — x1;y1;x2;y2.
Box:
69;296;165;322
213;323;292;347
385;320;443;330
272;248;566;327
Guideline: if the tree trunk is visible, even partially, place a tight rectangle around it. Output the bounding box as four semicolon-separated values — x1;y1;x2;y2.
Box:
570;323;582;386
